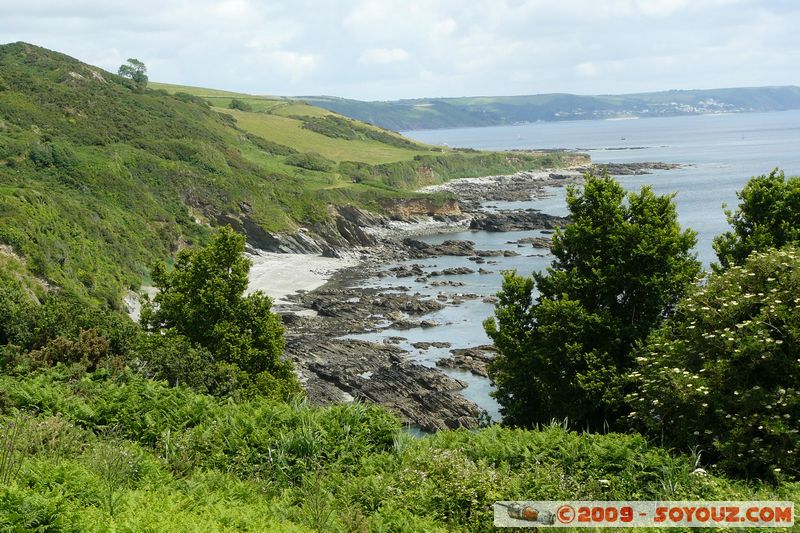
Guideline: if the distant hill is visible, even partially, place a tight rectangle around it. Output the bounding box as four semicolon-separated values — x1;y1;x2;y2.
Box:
0;43;575;306
300;86;800;130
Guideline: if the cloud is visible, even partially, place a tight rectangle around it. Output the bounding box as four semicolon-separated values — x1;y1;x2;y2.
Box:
575;62;598;77
0;0;797;99
432;18;457;38
267;51;318;83
358;47;409;65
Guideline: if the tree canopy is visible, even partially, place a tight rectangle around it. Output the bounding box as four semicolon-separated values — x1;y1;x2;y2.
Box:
713;169;800;270
628;246;800;480
485;170;700;429
117;58;148;90
141;226;299;399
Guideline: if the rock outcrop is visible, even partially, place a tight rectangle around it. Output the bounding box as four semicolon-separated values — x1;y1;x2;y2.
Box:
436;345;497;378
470;210;569;232
289;338;483;431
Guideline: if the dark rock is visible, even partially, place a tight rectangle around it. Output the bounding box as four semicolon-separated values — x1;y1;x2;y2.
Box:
429;267;475;276
437;345;497;378
290;339;482;431
510;236;552;249
470;210;570;232
411;341;452;350
404;238;476;258
390;264;425;278
429;280;465;287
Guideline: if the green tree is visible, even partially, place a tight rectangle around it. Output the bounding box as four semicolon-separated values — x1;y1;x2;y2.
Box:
117;58;148;91
485;170;700;429
141;226;299;399
228;98;253;112
628;247;800;480
713;169;800;270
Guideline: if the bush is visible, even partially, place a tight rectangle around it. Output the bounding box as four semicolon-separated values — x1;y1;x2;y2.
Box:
0;279;140;373
29;328;116;371
229;98;253;112
714;169;800;269
628;247;800;480
284;151;334;172
245;133;297;156
172;92;209;108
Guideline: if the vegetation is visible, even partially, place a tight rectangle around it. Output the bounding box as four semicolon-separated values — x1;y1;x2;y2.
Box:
3;42;799;529
296;114;426;150
117;58;148;91
0;178;797;530
0;42;577;306
713;169;800;270
0;364;795;530
628;246;800;480
141;227;300;400
284;151;335;172
229;98;253;112
486;171;701;430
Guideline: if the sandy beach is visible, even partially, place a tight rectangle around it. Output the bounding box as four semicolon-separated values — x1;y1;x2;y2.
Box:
245;251;357;306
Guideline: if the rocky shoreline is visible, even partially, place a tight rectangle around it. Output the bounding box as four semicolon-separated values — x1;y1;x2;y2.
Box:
273;162;682;431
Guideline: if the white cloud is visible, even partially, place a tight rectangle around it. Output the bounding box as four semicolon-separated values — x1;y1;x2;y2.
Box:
432;18;457;38
575;62;598;77
268;51;318;83
358;47;409;65
635;0;690;16
0;0;797;99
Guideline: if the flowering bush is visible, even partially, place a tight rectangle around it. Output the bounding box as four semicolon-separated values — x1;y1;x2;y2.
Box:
628;247;800;479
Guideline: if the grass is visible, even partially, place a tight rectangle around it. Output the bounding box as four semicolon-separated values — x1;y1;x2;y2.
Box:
0;365;796;531
226;109;435;164
148;81;280;99
0;42;586;306
153;80;440;163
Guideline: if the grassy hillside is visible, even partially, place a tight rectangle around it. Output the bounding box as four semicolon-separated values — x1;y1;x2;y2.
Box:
0;43;580;306
302;86;800;130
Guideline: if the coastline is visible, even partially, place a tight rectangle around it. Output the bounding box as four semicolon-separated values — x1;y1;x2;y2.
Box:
262;161;682;431
246;251;357;308
274;167;582;431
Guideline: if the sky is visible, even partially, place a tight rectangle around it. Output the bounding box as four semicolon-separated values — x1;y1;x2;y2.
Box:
1;0;799;101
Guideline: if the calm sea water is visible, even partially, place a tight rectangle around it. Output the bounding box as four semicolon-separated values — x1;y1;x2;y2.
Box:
353;111;800;423
405;110;800;266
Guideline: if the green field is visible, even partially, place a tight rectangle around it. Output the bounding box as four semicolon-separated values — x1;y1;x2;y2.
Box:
152;82;439;164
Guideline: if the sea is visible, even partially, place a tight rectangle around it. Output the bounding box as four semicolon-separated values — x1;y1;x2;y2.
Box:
350;110;800;423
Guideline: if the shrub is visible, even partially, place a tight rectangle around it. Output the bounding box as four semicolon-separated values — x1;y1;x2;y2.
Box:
284;151;334;172
29;328;116;372
229;98;253;112
172;92;210;108
245;133;297;156
628;246;800;480
714;169;800;269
